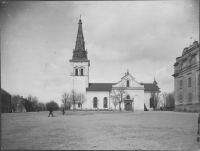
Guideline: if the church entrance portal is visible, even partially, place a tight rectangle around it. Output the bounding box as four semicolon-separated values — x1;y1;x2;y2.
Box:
124;100;133;111
126;103;131;111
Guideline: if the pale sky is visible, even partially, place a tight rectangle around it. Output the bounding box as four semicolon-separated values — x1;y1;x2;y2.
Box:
1;1;199;106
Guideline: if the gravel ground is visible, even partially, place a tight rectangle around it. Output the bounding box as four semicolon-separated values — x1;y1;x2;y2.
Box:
1;110;200;150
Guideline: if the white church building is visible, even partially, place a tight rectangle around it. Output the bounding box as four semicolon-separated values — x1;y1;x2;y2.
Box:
69;19;160;111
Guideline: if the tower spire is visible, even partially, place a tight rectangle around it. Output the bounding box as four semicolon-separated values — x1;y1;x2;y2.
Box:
153;77;158;85
72;17;88;60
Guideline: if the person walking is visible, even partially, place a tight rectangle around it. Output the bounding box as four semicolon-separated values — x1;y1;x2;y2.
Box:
48;107;54;117
62;108;65;115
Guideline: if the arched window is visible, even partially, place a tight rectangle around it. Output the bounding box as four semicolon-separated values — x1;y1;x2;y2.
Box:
75;68;78;76
180;80;182;89
180;63;183;70
93;97;97;108
103;97;107;108
188;93;192;102
81;68;83;76
127;80;129;87
126;95;130;99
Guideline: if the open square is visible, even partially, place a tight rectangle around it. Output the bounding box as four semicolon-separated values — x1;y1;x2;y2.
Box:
2;111;200;150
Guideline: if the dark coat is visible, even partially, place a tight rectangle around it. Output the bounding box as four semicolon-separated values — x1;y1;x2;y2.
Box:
50;107;53;113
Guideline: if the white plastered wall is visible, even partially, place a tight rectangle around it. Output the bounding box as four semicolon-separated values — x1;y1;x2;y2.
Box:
84;91;110;110
70;61;89;93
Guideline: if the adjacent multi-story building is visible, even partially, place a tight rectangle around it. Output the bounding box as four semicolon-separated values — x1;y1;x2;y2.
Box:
1;88;12;113
172;41;199;110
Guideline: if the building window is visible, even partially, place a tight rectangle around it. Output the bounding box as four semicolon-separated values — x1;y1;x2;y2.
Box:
93;97;97;108
188;77;191;87
81;68;83;76
75;68;78;76
179;95;183;103
180;80;182;89
189;59;192;66
127;80;129;87
126;95;130;99
180;63;183;70
103;97;107;108
188;93;192;102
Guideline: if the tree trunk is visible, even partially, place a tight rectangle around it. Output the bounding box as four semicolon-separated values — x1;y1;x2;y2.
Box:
73;102;75;111
119;95;122;112
119;102;121;111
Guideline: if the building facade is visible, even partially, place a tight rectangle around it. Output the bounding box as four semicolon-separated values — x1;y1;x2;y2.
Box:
172;41;199;110
1;88;12;113
70;19;160;111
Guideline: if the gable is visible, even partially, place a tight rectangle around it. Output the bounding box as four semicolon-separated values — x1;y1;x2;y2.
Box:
121;74;135;81
113;78;144;88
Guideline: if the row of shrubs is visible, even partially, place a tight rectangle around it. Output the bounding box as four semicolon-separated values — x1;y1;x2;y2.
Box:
174;108;199;113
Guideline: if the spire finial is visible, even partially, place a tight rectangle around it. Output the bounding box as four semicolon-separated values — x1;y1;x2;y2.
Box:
190;37;193;45
80;14;81;20
153;77;158;85
127;69;129;74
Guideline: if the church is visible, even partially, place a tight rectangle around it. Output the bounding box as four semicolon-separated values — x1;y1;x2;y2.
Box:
69;18;160;111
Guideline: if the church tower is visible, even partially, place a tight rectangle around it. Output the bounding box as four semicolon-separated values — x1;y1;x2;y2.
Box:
70;18;90;93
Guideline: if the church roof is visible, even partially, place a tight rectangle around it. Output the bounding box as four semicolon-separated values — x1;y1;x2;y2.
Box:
86;82;160;92
1;88;11;96
86;83;116;92
140;83;160;92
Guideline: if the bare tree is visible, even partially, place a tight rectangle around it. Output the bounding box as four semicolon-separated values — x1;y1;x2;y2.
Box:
111;94;119;111
27;95;39;111
77;93;86;110
70;90;79;111
11;95;23;112
112;83;127;111
61;92;70;110
160;92;168;110
37;102;46;111
166;91;175;110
